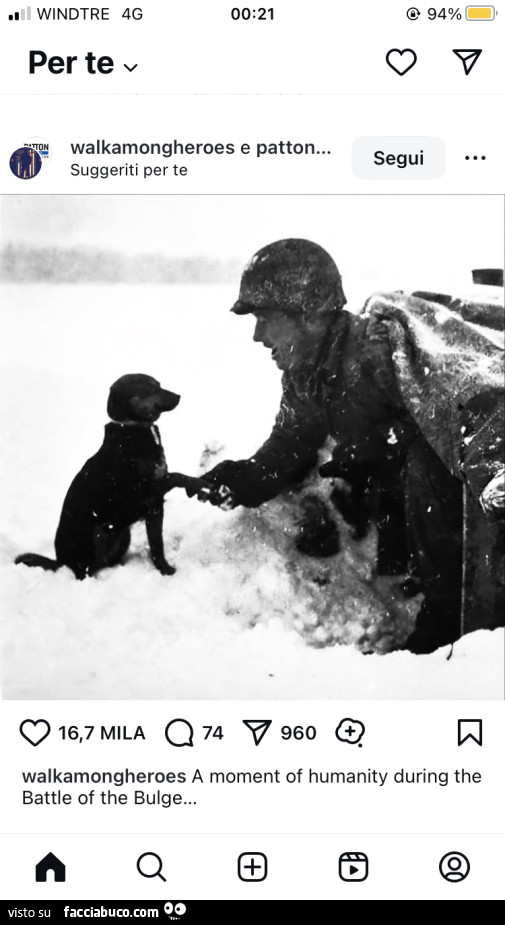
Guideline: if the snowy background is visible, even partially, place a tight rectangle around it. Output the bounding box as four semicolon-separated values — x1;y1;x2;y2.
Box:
0;194;503;700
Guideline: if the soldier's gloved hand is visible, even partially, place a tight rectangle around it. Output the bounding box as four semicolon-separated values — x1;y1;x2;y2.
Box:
198;459;248;510
198;482;236;510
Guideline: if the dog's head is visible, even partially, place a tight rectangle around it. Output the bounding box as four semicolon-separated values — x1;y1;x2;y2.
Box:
107;374;180;423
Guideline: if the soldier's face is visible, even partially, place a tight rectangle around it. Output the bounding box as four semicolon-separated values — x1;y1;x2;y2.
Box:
253;310;312;370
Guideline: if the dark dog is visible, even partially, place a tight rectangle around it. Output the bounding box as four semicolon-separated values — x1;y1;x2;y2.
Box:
15;373;205;579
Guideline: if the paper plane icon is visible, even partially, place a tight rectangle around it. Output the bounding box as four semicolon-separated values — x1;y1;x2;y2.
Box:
453;49;482;76
242;719;272;746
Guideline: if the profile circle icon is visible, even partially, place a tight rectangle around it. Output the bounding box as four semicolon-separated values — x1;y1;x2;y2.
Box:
10;146;43;180
439;851;470;882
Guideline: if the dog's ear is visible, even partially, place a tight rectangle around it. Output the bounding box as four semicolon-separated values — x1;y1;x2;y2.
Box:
107;387;127;421
107;376;137;421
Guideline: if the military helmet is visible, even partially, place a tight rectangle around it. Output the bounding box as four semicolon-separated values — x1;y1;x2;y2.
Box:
231;239;346;317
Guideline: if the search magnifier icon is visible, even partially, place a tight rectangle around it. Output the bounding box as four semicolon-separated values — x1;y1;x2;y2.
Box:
136;852;167;882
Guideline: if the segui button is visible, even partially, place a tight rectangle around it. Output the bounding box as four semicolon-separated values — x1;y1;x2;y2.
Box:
352;136;445;179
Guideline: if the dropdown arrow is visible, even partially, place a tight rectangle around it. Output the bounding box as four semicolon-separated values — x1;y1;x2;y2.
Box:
124;63;138;72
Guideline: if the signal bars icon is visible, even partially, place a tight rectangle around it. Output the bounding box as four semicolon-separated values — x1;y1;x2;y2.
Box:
9;6;31;19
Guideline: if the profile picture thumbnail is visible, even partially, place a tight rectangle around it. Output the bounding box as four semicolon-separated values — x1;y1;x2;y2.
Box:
9;146;42;180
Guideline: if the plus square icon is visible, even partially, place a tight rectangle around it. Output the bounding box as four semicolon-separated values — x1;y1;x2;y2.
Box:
238;852;268;882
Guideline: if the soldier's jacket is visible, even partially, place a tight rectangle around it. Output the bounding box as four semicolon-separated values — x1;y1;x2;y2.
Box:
213;291;504;634
222;292;504;512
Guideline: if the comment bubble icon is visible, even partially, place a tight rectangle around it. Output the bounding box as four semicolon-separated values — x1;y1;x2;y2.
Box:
165;718;194;747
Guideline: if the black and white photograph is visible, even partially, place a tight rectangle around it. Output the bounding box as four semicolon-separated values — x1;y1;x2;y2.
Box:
0;194;503;699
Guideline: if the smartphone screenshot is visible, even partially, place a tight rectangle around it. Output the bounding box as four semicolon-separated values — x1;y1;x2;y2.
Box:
0;0;503;912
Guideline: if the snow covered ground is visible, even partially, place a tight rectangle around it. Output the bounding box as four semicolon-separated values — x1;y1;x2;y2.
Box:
1;282;503;700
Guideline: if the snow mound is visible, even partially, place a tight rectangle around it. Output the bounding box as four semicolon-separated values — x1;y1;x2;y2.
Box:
2;487;502;700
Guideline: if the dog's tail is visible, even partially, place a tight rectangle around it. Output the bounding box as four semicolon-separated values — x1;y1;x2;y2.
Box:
14;552;60;572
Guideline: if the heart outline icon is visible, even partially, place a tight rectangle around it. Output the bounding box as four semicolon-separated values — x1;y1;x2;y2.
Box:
20;719;51;746
386;48;417;76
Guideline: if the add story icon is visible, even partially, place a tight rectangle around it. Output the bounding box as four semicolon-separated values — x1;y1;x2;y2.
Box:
453;49;482;76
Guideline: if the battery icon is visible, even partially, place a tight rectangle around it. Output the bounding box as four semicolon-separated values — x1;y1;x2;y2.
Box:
466;6;495;18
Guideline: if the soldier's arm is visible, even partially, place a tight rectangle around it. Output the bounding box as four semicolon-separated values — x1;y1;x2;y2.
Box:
203;382;329;508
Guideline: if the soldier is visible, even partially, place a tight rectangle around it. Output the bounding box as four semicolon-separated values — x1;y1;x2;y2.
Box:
201;239;504;653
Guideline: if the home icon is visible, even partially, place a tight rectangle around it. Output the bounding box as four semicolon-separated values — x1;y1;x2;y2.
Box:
35;852;66;882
